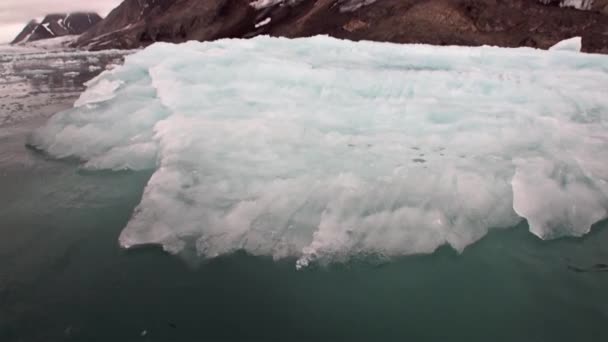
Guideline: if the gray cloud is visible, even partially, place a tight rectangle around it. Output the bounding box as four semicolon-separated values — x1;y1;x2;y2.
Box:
1;0;122;43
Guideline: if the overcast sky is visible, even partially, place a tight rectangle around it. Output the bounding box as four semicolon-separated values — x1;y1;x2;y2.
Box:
0;0;122;43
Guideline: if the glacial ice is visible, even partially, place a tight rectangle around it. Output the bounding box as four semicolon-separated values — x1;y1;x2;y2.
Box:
549;36;582;52
29;36;608;267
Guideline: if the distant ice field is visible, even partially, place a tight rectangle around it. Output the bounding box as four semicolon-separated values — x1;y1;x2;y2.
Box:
0;43;130;126
29;36;608;268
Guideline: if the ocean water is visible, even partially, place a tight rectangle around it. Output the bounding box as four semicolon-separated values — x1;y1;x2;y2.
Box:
2;40;608;341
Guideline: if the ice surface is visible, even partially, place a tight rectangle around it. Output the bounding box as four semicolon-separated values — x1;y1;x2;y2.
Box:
74;79;123;107
21;35;79;50
549;37;582;52
29;36;608;267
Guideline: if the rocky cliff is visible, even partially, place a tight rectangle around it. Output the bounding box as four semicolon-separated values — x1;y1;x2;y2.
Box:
75;0;608;53
11;13;102;45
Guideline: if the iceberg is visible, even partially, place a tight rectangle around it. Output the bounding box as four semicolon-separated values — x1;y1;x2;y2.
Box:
29;36;608;267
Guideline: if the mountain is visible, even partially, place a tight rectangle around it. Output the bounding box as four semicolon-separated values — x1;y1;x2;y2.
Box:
75;0;249;50
75;0;608;53
10;20;40;45
11;12;102;45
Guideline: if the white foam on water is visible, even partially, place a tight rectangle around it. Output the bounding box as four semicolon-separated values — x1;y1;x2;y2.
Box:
29;36;608;267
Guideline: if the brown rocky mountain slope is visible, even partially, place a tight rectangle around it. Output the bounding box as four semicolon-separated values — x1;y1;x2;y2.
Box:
76;0;608;53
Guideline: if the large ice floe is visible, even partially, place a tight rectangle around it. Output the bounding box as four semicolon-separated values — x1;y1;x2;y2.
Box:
29;36;608;268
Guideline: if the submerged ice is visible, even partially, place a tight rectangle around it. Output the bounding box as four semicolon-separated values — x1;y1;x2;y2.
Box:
29;36;608;267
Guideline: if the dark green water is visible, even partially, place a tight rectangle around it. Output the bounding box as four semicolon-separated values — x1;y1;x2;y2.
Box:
2;121;608;342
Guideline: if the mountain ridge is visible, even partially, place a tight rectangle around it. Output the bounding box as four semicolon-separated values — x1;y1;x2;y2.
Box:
9;1;608;53
11;12;102;45
74;0;608;53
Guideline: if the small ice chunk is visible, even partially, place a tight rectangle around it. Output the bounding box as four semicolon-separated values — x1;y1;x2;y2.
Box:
74;79;122;107
512;158;607;239
549;37;582;52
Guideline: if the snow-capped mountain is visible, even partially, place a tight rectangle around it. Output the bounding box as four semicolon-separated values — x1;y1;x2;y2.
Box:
11;13;102;45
